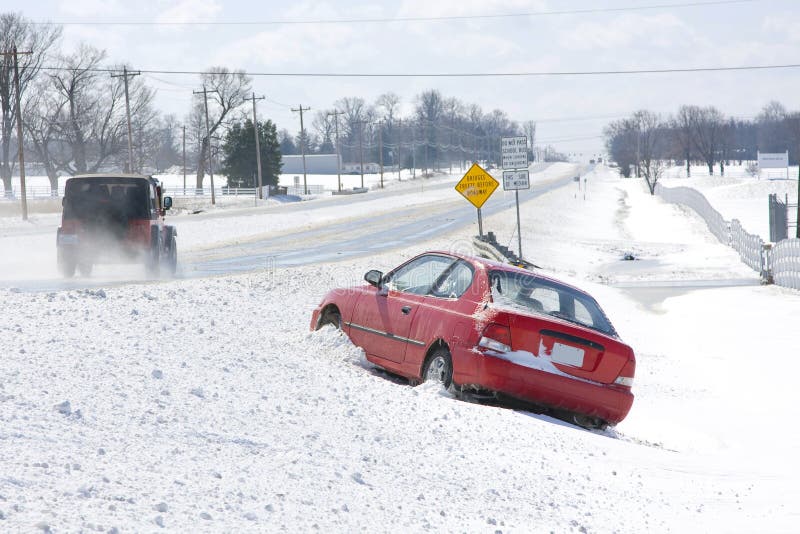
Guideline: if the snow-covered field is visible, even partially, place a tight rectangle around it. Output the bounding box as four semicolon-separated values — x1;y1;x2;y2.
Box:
1;165;799;532
662;164;799;240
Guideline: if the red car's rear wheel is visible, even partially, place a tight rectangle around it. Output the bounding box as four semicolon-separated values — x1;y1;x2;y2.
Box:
423;348;454;390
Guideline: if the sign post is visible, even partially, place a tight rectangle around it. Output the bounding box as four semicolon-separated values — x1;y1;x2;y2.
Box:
455;162;499;238
502;169;530;259
501;136;529;259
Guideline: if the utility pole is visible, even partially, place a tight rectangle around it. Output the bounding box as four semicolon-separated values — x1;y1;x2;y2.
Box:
193;86;216;205
182;125;186;194
5;46;32;220
797;144;800;238
378;120;384;188
411;120;416;179
291;104;311;195
397;118;402;181
111;66;141;173
357;120;367;189
251;93;265;199
423;120;429;177
327;109;344;192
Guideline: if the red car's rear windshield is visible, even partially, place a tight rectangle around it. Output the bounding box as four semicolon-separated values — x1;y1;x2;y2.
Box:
64;178;151;219
488;270;617;337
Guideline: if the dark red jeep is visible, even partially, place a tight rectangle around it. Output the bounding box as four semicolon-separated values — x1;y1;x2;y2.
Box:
56;174;177;278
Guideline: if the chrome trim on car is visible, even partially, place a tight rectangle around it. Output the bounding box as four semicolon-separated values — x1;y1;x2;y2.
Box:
345;321;426;346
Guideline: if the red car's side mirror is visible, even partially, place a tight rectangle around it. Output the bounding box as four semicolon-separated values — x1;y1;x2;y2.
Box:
364;270;383;287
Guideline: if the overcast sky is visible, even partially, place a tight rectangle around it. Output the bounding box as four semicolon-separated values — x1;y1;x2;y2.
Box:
6;0;800;157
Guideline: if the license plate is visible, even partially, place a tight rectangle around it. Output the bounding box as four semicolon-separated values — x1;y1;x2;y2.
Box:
551;342;585;367
58;234;79;245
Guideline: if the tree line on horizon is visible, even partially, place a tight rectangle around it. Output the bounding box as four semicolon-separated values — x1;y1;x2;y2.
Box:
0;12;569;194
604;101;800;194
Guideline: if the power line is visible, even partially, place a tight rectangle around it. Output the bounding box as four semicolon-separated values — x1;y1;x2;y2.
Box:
36;62;800;78
33;1;760;26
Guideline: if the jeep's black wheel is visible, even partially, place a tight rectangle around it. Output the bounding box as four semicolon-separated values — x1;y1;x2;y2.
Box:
146;228;161;277
58;255;76;278
163;235;177;276
77;262;93;277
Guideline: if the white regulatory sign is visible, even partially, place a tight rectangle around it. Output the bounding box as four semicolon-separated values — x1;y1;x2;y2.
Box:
501;136;528;170
502;170;530;191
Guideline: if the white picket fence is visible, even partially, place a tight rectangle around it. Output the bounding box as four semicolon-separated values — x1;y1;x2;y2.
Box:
655;183;800;291
730;219;765;272
772;239;800;290
655;185;731;244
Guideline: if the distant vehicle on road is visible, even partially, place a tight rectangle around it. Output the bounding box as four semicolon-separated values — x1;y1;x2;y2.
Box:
56;174;177;278
311;252;636;428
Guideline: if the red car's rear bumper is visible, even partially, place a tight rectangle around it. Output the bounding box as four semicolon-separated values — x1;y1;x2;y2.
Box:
454;347;634;424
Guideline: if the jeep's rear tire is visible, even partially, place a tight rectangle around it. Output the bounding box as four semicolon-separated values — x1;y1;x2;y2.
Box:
145;227;161;277
161;228;177;276
77;262;93;277
58;252;76;278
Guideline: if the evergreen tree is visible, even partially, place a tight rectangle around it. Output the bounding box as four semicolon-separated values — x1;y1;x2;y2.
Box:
219;119;282;188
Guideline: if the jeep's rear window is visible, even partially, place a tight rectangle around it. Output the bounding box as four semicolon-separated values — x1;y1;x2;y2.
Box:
64;178;151;219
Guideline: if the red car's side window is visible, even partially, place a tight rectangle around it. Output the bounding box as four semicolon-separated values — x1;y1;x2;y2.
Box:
430;260;474;299
384;255;454;295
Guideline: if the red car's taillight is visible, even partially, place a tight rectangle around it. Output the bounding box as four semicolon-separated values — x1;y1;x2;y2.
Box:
478;323;512;353
613;358;636;388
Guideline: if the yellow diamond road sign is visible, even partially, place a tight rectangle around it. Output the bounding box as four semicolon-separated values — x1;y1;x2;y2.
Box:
455;163;499;209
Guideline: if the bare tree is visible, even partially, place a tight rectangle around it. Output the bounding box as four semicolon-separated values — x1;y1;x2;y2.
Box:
193;67;251;189
604;117;638;177
335;96;374;162
50;44;128;175
23;77;65;192
416;90;443;172
375;92;400;125
756;100;788;153
376;92;400;165
691;106;725;175
672;105;700;177
311;110;334;153
633;110;666;194
0;13;61;192
523;120;537;161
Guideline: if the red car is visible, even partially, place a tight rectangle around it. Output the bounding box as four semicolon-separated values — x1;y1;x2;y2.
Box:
310;252;635;428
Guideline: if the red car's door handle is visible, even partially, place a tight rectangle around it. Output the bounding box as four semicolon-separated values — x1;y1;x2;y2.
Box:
401;306;412;315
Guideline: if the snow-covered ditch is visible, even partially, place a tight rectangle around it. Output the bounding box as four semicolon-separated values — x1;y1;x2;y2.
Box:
2;165;799;532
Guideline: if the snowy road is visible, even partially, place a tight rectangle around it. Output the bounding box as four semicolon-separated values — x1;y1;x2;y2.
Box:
184;166;574;275
0;163;571;291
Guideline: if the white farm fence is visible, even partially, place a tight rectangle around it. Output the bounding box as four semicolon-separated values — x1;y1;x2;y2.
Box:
655;183;800;290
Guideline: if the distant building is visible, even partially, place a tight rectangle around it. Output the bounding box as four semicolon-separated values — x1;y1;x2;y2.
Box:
342;162;380;174
281;154;341;175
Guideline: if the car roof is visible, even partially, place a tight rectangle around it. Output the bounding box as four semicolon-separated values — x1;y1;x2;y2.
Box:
424;249;591;296
68;174;152;180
